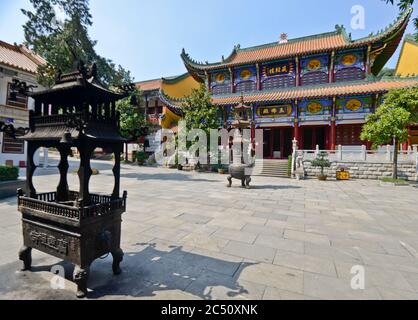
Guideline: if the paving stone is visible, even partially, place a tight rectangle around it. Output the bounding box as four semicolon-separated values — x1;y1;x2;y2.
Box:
284;230;330;246
241;224;283;237
254;235;304;253
262;286;314;300
303;272;382;300
185;270;266;300
213;228;258;244
222;241;276;263
238;262;304;294
273;250;337;277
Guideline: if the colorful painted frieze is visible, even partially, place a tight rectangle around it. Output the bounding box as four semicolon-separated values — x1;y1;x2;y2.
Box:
210;70;231;95
234;66;257;92
298;98;332;122
336;95;372;122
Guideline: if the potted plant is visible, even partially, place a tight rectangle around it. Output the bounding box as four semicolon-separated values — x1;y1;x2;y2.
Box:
218;165;226;174
135;151;148;166
310;151;331;181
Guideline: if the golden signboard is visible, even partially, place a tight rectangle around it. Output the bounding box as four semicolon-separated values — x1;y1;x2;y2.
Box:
257;105;293;118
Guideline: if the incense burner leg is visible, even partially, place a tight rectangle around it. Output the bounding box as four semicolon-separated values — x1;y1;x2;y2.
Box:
241;178;246;187
73;265;90;298
245;176;251;189
111;248;124;275
227;176;232;188
18;246;32;271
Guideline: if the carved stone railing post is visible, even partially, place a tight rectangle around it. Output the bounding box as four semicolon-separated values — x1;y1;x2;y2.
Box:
361;145;367;161
291;138;298;177
386;144;392;162
338;145;343;161
314;145;320;157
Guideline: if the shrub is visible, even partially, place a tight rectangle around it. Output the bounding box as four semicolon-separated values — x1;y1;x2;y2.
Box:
136;151;148;165
0;165;19;181
310;151;331;176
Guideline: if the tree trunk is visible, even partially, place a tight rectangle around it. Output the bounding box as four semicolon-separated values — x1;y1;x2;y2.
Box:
392;137;398;179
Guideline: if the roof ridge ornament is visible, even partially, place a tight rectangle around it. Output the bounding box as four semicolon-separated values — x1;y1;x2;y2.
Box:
279;33;288;44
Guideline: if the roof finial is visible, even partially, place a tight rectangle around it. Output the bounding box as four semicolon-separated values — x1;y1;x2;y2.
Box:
279;33;288;44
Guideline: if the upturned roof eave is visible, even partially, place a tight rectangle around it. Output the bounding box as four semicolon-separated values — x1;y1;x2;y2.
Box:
182;7;413;74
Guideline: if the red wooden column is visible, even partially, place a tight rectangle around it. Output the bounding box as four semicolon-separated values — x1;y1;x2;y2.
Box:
229;68;234;93
293;100;300;144
330;96;337;150
329;51;335;83
294;121;300;143
256;63;261;91
330;121;336;150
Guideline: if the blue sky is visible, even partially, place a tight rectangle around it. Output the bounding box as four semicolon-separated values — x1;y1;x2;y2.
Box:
0;0;417;81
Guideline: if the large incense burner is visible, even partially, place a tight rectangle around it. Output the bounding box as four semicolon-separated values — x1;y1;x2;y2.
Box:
227;95;253;189
17;63;127;298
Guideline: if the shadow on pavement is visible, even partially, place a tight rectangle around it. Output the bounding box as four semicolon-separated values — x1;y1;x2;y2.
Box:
120;172;220;183
0;244;257;300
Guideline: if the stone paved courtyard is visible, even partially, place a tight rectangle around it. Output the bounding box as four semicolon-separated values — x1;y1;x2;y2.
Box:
1;157;418;300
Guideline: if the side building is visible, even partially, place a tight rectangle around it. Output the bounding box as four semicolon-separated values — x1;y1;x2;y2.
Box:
0;40;45;166
136;73;200;154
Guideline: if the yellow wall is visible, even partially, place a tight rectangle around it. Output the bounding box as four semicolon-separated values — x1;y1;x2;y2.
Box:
160;106;181;129
396;40;418;77
161;74;200;99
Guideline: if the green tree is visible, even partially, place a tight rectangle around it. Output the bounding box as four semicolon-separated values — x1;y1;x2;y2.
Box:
116;89;146;140
386;0;418;40
182;84;219;134
361;87;418;179
21;0;132;87
116;89;149;162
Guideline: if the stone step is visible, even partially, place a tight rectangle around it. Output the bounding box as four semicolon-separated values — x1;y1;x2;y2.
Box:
252;159;290;177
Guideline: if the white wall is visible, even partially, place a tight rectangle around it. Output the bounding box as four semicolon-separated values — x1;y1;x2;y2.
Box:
0;65;41;167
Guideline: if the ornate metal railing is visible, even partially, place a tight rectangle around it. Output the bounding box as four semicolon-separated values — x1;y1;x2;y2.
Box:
33;113;82;126
19;196;81;220
19;191;127;221
33;112;118;127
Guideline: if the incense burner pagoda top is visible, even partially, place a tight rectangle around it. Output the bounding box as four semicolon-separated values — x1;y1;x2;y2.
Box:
17;62;129;298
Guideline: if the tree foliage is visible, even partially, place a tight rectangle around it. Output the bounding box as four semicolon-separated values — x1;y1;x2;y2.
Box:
21;0;132;87
182;84;219;133
385;0;418;40
361;87;418;146
116;89;146;140
361;87;418;178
